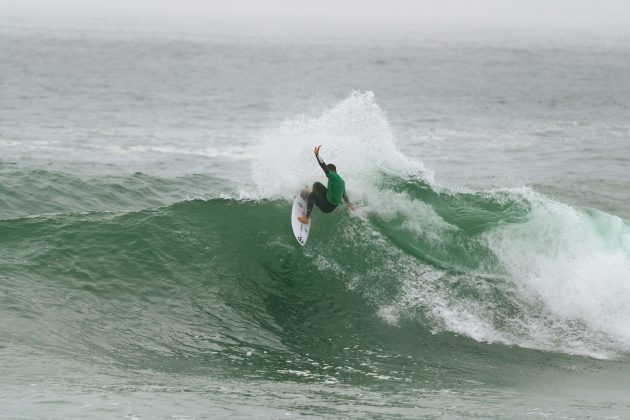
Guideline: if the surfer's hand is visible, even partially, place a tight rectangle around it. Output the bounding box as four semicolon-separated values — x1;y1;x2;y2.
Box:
314;145;321;155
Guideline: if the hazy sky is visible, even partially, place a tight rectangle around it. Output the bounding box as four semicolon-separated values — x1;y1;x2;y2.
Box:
3;0;630;32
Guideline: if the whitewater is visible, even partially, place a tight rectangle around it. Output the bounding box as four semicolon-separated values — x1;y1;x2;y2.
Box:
1;21;630;418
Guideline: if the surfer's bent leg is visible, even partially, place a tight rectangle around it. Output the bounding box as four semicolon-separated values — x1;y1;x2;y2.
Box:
306;182;326;216
306;182;336;216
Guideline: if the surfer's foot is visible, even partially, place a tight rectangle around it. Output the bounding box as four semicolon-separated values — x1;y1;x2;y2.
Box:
298;215;310;224
300;189;310;199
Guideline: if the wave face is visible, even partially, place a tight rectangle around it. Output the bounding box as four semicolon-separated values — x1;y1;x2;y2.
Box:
2;94;629;389
1;184;629;389
1;93;629;414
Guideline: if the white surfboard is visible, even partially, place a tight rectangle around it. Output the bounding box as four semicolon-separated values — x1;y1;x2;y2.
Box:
291;190;311;246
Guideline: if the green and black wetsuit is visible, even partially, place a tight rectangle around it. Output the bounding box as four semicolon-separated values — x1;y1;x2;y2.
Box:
305;154;349;217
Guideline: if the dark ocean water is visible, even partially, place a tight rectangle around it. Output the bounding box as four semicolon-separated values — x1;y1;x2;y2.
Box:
1;19;630;418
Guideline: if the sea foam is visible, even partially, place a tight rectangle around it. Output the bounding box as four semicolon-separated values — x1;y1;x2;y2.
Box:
250;92;630;358
250;91;430;201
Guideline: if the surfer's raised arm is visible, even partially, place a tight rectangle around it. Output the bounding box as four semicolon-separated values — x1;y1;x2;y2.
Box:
314;145;330;176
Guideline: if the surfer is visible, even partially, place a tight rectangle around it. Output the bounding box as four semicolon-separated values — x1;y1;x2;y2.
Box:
298;145;352;224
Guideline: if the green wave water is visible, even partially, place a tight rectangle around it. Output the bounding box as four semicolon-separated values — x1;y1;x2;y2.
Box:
2;28;630;414
3;165;629;380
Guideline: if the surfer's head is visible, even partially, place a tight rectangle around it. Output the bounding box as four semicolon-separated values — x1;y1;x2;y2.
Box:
327;163;337;173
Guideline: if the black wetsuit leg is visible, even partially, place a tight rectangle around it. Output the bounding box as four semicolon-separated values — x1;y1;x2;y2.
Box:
306;182;337;216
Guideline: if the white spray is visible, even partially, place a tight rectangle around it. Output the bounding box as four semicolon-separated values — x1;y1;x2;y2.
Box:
250;92;630;359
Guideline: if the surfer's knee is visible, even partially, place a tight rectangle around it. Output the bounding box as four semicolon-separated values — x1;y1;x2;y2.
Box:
313;182;326;193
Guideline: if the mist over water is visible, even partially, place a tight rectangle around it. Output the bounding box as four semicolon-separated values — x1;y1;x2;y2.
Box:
1;12;630;418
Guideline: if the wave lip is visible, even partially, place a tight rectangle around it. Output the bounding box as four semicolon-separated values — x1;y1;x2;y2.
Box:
371;179;630;359
483;192;630;357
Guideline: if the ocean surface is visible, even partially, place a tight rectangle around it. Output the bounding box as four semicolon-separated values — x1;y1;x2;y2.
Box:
1;18;630;418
